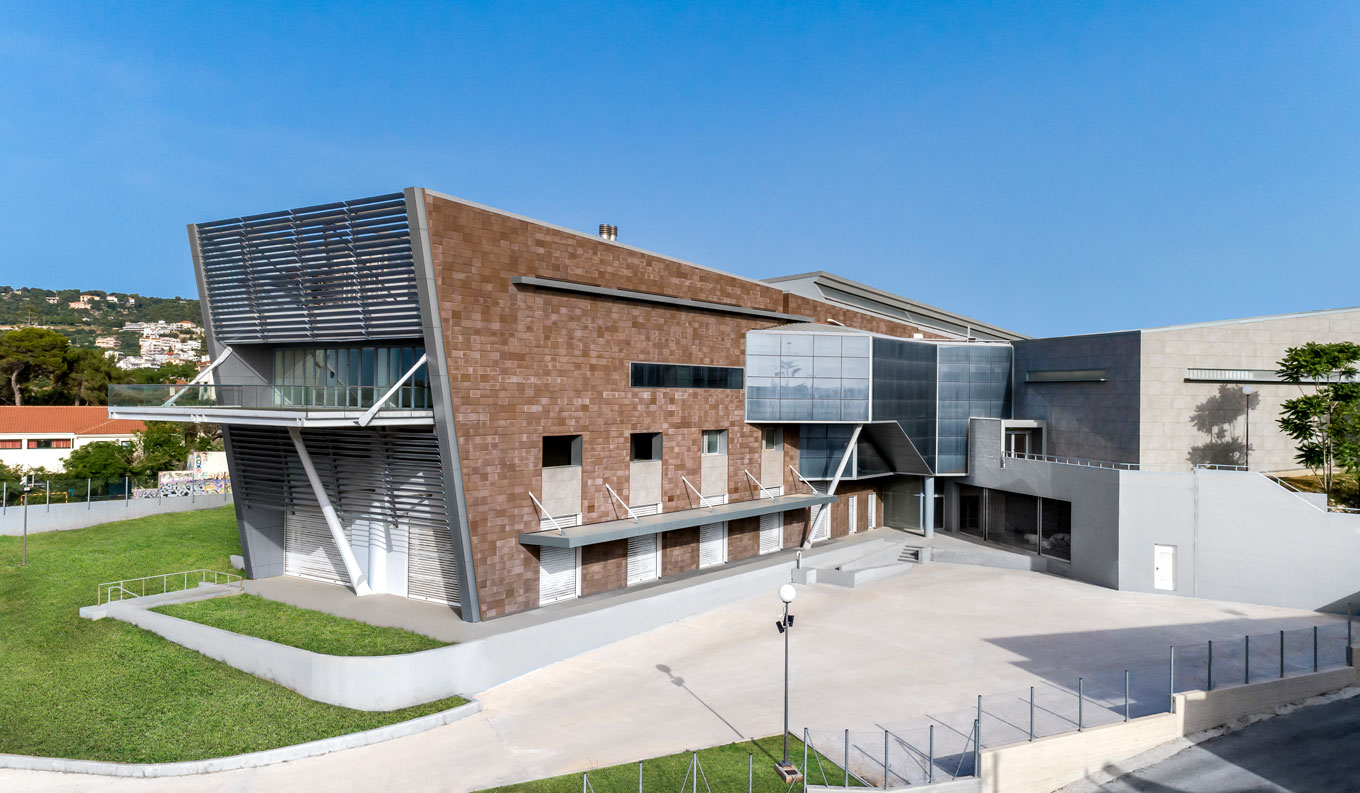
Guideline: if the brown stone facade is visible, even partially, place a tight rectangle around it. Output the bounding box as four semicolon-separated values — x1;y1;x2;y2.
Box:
422;192;935;619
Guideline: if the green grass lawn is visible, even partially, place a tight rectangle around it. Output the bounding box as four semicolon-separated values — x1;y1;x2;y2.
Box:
153;593;449;655
0;505;465;763
478;735;866;793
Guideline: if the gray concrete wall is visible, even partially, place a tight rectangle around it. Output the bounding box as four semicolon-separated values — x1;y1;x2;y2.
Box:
1138;308;1360;472
1117;468;1360;611
962;418;1122;589
0;493;233;536
1012;331;1142;464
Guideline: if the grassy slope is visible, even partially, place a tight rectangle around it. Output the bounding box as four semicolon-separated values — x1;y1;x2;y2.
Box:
153;593;449;656
0;506;464;763
479;736;865;793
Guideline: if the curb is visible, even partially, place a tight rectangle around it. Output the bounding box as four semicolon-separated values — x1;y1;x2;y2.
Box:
0;698;481;777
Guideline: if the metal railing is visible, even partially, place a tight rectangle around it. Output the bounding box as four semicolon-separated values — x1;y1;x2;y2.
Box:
1004;451;1140;471
96;569;242;605
1195;466;1360;516
1;475;230;512
803;615;1354;788
108;383;433;411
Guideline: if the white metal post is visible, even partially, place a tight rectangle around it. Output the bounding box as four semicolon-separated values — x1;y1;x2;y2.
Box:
288;427;373;596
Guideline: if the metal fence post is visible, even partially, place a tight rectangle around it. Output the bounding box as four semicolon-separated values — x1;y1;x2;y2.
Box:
1280;630;1285;679
928;724;935;783
972;719;980;778
1169;646;1176;713
125;475;130;506
1315;626;1320;672
1125;670;1130;722
882;730;888;789
748;753;752;793
1245;635;1250;684
1078;678;1084;731
692;753;697;793
976;694;982;748
1349;603;1354;667
86;478;91;509
844;729;849;788
1029;686;1035;740
3;480;6;515
1208;640;1214;690
45;479;50;512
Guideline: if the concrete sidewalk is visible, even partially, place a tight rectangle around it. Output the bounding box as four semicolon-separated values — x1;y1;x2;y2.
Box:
1;563;1340;793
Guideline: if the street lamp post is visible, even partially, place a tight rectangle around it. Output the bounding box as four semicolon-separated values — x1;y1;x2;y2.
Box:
774;583;801;783
1242;385;1255;469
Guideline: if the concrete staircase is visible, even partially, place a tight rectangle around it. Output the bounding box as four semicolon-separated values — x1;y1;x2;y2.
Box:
793;534;916;588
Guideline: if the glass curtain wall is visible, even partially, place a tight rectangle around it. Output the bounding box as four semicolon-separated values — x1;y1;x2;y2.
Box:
871;338;938;471
937;344;1011;474
746;331;870;422
272;344;430;409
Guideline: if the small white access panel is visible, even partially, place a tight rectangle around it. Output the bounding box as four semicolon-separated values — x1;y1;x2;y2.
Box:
759;512;783;554
698;522;727;568
626;534;660;585
539;546;578;605
1153;544;1176;591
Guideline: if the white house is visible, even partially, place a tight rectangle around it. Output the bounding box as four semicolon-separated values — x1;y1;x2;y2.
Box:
0;407;146;472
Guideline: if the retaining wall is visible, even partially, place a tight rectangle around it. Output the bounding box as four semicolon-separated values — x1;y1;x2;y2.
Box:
0;493;233;536
102;536;894;710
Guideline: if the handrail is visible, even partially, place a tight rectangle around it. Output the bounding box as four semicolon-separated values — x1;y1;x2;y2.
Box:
1194;463;1252;472
528;490;567;535
680;477;715;512
1005;451;1140;471
1197;467;1360;516
743;469;776;500
96;568;242;605
163;346;233;406
604;483;639;524
358;352;428;427
787;464;819;494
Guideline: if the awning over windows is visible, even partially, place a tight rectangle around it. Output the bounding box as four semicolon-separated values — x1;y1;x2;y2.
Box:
518;493;835;549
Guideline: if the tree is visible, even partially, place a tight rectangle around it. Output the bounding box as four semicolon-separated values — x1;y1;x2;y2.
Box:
133;421;191;475
1276;341;1360;499
0;328;69;406
62;441;134;480
57;346;122;405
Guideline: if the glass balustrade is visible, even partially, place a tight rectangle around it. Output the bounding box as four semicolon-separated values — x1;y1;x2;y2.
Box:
108;383;433;411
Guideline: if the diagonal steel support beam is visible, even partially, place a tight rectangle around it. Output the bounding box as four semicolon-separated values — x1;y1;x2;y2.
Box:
805;424;861;548
288;427;373;596
163;346;233;406
357;353;428;427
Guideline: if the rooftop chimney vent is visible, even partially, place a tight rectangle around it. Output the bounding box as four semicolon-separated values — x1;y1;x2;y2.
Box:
598;224;618;241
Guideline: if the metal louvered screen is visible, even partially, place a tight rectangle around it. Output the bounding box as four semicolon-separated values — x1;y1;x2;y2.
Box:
196;193;424;343
226;425;459;605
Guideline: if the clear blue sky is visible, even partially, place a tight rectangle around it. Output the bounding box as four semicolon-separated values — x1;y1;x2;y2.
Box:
2;2;1357;337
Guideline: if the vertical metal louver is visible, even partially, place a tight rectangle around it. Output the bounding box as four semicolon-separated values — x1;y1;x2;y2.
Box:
196;193;424;343
226;425;459;605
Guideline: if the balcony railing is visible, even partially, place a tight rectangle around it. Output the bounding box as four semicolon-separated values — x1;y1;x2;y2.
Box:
108;383;433;411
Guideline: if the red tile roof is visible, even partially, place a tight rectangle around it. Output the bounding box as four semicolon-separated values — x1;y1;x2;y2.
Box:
0;407;146;436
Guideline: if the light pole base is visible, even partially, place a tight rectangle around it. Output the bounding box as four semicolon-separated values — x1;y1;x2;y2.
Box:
774;761;803;783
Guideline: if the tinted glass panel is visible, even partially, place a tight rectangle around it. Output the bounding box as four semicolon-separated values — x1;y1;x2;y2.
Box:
631;363;743;389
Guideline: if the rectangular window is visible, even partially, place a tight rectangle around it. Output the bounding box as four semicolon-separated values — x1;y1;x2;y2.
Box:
0;439;20;449
542;435;582;468
630;362;743;389
762;427;783;451
702;430;728;455
631;432;662;462
28;439;72;449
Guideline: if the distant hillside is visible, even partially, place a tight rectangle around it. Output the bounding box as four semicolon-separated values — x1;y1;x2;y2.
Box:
0;286;203;349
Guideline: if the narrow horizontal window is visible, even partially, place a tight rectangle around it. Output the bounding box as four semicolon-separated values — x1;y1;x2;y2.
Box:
631;362;743;390
1026;369;1108;383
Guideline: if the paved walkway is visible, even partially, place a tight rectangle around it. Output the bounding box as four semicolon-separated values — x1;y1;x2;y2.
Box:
1;563;1341;792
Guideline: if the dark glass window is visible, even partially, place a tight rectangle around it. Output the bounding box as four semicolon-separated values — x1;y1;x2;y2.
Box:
631;432;662;462
28;439;71;449
631;363;743;390
543;435;581;468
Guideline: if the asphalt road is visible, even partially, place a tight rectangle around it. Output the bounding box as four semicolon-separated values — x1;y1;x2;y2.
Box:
1098;692;1360;792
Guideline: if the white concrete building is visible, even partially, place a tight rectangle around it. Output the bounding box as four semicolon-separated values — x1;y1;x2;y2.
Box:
0;407;145;471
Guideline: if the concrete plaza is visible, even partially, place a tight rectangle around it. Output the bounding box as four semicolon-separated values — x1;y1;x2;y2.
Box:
0;562;1341;793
